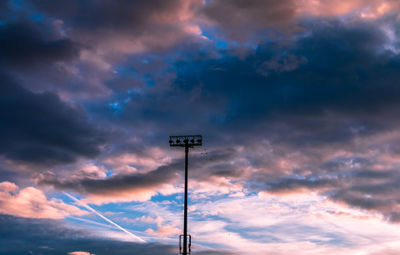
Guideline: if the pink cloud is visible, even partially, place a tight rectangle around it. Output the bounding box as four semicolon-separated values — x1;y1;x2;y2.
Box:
103;148;173;175
68;252;94;255
0;182;86;219
299;0;400;18
146;225;181;237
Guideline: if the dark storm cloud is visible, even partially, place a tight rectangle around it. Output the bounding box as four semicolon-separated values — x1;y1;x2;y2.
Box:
329;170;400;222
29;0;203;54
0;74;105;166
0;0;206;99
0;214;176;255
31;0;192;29
332;189;395;211
37;148;238;197
261;167;400;222
170;18;400;145
38;161;180;195
0;21;80;67
253;167;400;222
0;214;237;255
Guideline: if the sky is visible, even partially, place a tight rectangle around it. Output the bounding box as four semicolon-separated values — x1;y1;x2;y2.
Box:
1;0;400;254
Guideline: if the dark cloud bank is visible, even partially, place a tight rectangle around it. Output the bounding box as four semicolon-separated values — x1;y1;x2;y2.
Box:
0;73;104;166
0;214;236;255
173;20;400;134
0;13;104;167
37;148;237;197
0;21;80;68
0;214;175;255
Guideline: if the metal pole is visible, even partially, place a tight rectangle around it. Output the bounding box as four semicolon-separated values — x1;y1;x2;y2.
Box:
169;135;201;254
183;142;189;255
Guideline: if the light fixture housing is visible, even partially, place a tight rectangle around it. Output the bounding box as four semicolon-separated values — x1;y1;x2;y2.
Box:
169;135;202;147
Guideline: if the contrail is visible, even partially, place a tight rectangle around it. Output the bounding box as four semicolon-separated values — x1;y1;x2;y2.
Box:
64;192;146;243
68;216;115;229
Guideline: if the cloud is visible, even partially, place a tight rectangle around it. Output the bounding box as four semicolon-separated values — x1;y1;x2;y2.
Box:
0;73;105;166
0;181;86;219
0;0;208;100
30;0;204;56
174;19;397;124
129;192;400;254
25;0;400;51
0;20;80;68
145;225;181;237
194;252;240;255
299;0;400;18
38;160;180;203
154;18;400;222
199;0;298;40
248;130;400;222
37;148;239;203
68;252;94;255
198;0;400;42
261;177;341;194
250;142;400;222
0;214;234;255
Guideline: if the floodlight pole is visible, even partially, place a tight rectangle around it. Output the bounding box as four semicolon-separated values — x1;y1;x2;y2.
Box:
169;135;202;255
183;143;189;255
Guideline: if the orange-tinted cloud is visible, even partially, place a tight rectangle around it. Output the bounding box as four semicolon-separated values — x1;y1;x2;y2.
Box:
299;0;400;18
0;181;86;219
68;252;94;255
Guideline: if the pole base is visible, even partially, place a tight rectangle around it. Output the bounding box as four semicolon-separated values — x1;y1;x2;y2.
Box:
179;234;192;254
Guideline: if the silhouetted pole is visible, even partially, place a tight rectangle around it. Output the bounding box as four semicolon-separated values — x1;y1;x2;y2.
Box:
169;135;202;255
183;143;189;255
